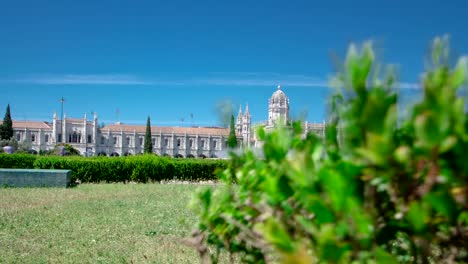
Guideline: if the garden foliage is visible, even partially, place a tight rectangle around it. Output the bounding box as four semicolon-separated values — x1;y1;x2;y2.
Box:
191;37;468;263
0;154;227;182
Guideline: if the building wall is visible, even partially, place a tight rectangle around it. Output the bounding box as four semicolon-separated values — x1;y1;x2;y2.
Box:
11;87;326;156
12;118;235;158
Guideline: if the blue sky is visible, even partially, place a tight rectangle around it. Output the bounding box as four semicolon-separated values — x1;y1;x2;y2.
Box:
1;0;468;126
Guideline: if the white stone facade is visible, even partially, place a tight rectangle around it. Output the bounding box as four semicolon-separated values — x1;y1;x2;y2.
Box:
11;117;236;158
9;86;325;156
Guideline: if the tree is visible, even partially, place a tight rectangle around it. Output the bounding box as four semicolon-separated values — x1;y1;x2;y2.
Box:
0;104;13;140
227;114;237;148
215;99;235;127
144;116;153;154
54;143;80;156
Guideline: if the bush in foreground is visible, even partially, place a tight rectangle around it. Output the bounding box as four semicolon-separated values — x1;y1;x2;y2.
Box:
191;37;468;263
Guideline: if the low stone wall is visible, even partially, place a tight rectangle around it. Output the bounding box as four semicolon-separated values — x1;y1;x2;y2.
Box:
0;169;71;187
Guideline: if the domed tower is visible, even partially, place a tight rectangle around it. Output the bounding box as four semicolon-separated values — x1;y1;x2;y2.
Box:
268;85;290;126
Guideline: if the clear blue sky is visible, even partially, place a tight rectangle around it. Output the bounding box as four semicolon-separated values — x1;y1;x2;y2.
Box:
1;0;468;126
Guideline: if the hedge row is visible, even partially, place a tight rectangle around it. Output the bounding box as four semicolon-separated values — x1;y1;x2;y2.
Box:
0;154;228;183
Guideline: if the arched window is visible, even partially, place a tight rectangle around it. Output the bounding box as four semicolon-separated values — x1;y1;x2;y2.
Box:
70;132;79;143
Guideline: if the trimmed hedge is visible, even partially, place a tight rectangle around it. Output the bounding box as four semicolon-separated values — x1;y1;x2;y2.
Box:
0;153;36;169
0;154;228;183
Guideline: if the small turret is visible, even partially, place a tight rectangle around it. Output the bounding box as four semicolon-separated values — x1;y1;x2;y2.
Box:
236;105;243;135
242;103;251;147
244;103;250;118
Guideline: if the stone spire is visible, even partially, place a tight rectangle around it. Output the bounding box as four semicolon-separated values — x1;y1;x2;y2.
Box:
236;105;243;135
242;103;252;148
244;103;250;117
236;105;243;121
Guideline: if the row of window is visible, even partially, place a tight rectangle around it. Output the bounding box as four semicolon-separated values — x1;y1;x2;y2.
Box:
16;133;93;144
100;136;224;149
17;133;50;143
15;132;225;148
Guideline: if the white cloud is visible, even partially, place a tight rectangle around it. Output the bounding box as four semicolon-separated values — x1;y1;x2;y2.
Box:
13;74;153;85
5;73;419;89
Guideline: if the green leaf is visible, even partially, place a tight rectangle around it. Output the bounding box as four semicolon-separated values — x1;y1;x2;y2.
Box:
439;136;458;153
260;218;295;253
406;201;429;233
414;112;442;148
321;241;352;263
457;211;468;225
257;126;266;140
305;197;335;224
374;247;399;264
426;190;457;223
449;56;467;88
393;146;411;164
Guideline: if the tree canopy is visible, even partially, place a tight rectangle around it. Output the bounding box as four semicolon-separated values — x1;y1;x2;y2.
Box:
227;114;237;148
144;116;153;154
0;104;13;140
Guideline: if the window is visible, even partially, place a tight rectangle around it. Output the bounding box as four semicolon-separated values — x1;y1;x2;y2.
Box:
87;135;92;143
31;134;36;142
164;138;169;147
16;133;20;141
177;139;181;147
101;136;105;144
139;137;143;146
189;139;193;148
224;140;228;147
152;137;155;145
126;136;131;145
213;140;217;149
58;134;62;143
113;136;117;145
45;134;49;143
69;132;80;143
201;139;205;149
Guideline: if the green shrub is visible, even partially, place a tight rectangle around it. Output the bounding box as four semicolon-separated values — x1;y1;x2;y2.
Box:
173;159;227;181
190;37;468;263
1;153;227;183
0;153;37;168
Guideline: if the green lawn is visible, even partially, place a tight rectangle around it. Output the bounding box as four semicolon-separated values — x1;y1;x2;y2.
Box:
0;183;208;263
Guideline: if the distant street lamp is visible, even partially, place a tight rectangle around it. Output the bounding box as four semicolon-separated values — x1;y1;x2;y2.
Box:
60;97;65;143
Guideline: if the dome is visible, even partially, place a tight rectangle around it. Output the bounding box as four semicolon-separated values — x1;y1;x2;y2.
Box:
270;85;289;104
